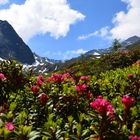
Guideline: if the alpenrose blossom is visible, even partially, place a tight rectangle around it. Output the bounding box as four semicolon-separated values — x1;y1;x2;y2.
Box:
128;74;134;79
62;73;75;83
31;85;39;95
37;75;44;81
5;122;15;131
47;73;63;83
62;73;71;79
122;95;135;110
36;79;43;86
80;76;89;81
129;135;140;140
35;75;44;86
0;73;6;80
76;84;87;94
90;96;114;120
39;93;48;105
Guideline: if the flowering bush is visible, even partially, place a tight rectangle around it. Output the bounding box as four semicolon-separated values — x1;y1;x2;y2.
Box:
76;84;87;94
129;135;140;140
0;60;140;139
5;122;15;131
90;96;114;120
122;96;135;111
39;93;48;105
0;73;6;80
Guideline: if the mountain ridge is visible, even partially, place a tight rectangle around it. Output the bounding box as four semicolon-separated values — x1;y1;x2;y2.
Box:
0;20;35;64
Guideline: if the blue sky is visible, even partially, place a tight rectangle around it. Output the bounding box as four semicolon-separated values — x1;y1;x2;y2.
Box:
0;0;140;60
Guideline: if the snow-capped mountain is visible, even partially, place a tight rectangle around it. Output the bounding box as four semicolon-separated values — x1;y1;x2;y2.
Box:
84;48;111;58
84;36;140;58
23;53;62;74
121;36;140;47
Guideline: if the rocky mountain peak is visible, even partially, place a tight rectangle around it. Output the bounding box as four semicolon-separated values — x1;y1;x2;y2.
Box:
121;36;140;46
0;20;35;64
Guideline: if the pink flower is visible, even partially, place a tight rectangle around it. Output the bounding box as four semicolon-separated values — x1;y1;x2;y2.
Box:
62;73;75;83
47;77;53;82
76;84;87;94
128;74;134;78
0;73;6;80
47;73;63;83
62;73;71;79
37;75;44;81
39;93;48;105
36;75;44;86
31;86;39;95
129;135;140;140
36;80;43;86
90;96;114;120
80;76;89;81
122;96;135;110
5;122;15;131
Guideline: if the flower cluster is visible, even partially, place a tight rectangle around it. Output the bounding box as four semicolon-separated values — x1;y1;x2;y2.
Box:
0;73;6;80
76;84;87;94
122;95;135;111
90;96;114;120
31;85;39;96
39;93;48;105
5;122;15;131
80;76;89;81
129;135;140;140
47;73;63;83
128;74;135;79
62;73;74;83
36;75;44;86
47;73;74;84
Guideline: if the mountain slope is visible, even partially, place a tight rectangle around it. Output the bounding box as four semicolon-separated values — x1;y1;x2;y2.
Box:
121;36;140;47
23;53;62;74
83;36;140;57
29;36;140;74
56;36;140;75
0;20;35;64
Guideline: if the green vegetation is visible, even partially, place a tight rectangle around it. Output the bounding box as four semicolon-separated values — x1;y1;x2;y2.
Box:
57;48;140;77
0;45;140;139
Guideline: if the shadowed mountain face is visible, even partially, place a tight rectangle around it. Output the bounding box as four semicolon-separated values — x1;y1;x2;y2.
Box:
0;20;35;64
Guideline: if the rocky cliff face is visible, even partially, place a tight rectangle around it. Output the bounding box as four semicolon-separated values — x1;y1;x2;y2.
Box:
0;20;35;64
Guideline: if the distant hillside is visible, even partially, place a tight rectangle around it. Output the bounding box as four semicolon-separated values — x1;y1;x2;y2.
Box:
24;36;140;74
82;36;140;57
25;53;61;74
121;36;140;47
0;20;35;64
56;38;140;76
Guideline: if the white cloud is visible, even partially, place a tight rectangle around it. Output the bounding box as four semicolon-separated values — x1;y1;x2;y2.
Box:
110;0;140;40
78;32;98;40
78;26;110;40
0;0;85;42
0;0;9;5
78;0;140;41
